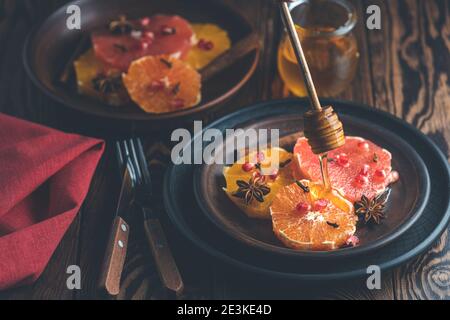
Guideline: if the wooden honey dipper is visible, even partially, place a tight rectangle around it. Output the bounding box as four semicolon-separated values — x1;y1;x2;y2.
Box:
279;1;345;154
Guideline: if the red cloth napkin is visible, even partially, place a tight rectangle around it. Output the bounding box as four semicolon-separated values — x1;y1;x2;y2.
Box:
0;113;104;290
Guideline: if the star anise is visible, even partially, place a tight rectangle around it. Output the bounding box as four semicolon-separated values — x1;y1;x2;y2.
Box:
171;82;180;95
160;58;173;69
232;174;270;205
373;152;379;163
355;188;391;224
109;15;133;34
92;74;122;94
295;180;310;193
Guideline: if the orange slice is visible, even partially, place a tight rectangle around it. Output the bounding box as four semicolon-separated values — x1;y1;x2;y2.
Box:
223;148;293;219
122;55;201;113
73;49;129;106
187;23;231;70
270;180;357;250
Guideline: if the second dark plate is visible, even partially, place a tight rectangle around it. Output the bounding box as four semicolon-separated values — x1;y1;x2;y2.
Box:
193;99;430;259
23;0;259;121
164;99;450;280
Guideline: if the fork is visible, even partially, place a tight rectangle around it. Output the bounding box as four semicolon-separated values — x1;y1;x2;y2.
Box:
117;138;184;297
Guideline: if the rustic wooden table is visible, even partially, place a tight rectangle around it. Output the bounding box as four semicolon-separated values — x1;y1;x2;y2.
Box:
0;0;449;300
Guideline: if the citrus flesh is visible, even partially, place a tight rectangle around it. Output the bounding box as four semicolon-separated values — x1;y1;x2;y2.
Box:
187;23;231;70
91;15;193;72
270;180;357;250
293;136;399;203
122;55;201;113
73;49;129;106
223;148;294;219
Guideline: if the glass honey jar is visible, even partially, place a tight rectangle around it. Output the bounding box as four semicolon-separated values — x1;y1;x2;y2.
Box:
277;0;360;97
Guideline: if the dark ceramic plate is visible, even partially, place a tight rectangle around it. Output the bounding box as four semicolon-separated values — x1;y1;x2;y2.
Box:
164;99;450;280
23;0;259;121
193;110;430;259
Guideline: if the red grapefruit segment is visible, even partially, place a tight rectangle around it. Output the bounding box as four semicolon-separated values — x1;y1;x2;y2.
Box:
92;15;193;71
293;136;399;202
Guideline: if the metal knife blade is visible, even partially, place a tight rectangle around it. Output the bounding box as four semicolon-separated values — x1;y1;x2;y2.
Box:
98;164;133;295
115;164;134;221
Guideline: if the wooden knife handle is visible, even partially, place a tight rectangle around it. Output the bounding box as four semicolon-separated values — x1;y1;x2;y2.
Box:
144;216;184;297
98;216;129;295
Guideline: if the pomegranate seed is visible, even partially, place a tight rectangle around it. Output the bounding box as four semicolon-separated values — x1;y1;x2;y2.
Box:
140;17;151;27
256;152;265;163
170;98;185;109
374;169;387;180
296;202;311;215
242;162;255;172
358;141;370;151
197;39;214;51
203;41;214;50
314;199;329;212
143;31;154;40
389;171;399;183
346;235;360;247
336;153;349;167
130;30;142;39
359;164;370;176
149;80;164;91
269;169;279;180
354;174;369;186
139;41;149;50
161;25;176;35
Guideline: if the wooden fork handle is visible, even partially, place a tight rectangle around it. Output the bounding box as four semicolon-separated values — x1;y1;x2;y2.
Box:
144;216;184;297
98;216;129;295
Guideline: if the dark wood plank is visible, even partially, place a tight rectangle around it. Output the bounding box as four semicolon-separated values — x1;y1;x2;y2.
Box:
365;0;450;300
72;145;122;299
0;0;448;300
337;0;375;105
0;0;81;300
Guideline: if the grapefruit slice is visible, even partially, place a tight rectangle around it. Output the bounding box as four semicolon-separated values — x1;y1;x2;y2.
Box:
144;15;194;58
223;148;294;219
187;23;231;70
270;180;357;250
293;136;399;203
122;55;201;113
91;15;193;71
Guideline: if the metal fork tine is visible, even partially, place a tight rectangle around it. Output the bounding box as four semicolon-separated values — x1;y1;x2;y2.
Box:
135;138;151;187
117;140;129;172
115;141;124;169
125;141;139;186
127;139;143;186
121;140;130;159
116;140;137;187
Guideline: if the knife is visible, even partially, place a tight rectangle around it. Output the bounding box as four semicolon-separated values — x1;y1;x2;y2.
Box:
133;139;184;297
98;164;133;296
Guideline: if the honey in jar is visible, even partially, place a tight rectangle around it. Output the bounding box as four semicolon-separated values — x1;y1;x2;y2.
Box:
277;0;360;97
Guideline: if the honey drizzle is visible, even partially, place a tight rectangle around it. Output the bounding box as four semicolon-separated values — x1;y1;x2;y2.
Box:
319;153;331;191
